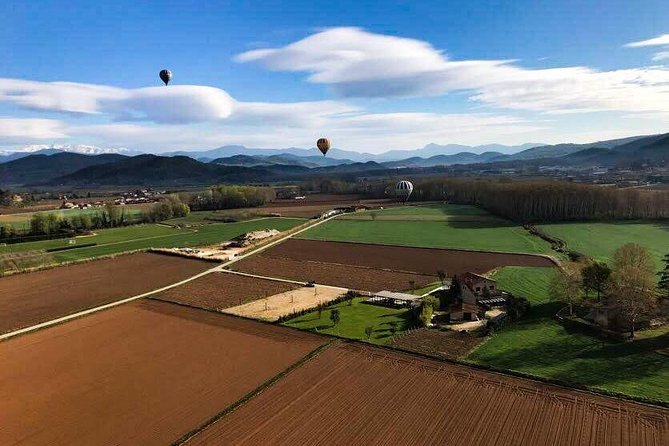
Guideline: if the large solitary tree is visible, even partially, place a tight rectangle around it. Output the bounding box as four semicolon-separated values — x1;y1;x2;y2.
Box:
608;244;657;337
658;254;669;299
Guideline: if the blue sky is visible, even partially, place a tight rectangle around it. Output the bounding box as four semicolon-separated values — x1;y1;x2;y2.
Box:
0;0;668;153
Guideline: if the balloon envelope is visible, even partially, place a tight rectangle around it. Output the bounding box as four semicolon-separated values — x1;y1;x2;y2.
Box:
316;138;331;156
395;180;414;201
159;69;172;86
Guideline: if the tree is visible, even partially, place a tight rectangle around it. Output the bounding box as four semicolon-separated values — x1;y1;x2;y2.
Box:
581;262;611;302
658;254;669;299
0;223;15;239
436;269;447;286
422;295;439;312
365;326;374;339
388;321;398;336
549;266;582;316
369;211;377;221
329;309;341;327
419;304;433;327
408;280;416;293
613;243;655;275
608;244;658;337
317;303;323;319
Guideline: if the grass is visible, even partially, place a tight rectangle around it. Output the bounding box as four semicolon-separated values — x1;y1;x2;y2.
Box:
299;204;553;254
467;266;669;403
300;220;553;254
283;297;411;345
164;209;273;225
539;221;669;270
0;206;146;230
0;217;305;264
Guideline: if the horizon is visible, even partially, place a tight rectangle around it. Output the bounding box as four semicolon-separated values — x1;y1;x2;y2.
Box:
1;1;668;153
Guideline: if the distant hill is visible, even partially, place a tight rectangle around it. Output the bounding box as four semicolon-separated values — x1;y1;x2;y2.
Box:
0;152;127;186
210;153;353;168
507;135;651;161
382;151;508;168
42;154;311;187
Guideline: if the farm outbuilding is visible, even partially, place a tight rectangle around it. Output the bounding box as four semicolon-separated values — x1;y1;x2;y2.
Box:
369;291;422;308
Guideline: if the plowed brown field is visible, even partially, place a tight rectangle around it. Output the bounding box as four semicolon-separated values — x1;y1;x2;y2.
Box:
262;239;555;275
0;252;212;334
0;300;325;446
156;271;300;311
389;328;484;359
188;342;669;446
233;255;435;292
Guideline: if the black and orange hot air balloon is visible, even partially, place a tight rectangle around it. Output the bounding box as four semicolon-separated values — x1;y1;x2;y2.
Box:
159;69;172;86
316;138;331;156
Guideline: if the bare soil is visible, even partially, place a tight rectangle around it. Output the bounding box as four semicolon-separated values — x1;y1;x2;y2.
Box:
263;239;555;276
389;327;485;359
0;300;325;446
189;342;669;446
0;252;212;333
261;196;397;218
232;255;435;292
223;284;345;321
156;271;300;311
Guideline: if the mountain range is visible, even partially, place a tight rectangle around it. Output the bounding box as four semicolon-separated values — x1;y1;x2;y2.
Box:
0;133;666;188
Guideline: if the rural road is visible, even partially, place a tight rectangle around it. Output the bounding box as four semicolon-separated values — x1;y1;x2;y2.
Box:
0;213;340;341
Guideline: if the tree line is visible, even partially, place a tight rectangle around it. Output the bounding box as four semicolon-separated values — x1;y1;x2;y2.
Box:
410;178;669;222
189;185;274;211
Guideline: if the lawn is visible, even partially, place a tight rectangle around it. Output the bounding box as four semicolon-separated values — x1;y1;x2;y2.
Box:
467;266;669;404
0;218;305;263
339;203;493;221
283;297;411;345
539;221;669;270
299;219;553;254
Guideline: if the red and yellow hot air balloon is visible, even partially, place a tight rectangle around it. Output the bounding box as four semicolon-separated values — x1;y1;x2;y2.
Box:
316;138;331;156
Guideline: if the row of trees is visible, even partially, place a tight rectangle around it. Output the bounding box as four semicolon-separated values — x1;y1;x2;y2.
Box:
550;243;665;336
410;178;669;222
141;195;190;223
189;185;274;211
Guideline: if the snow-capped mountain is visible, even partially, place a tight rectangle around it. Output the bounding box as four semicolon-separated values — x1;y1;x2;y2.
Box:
0;144;141;156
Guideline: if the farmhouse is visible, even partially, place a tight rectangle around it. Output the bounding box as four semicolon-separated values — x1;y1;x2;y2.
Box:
369;290;422;308
450;272;507;322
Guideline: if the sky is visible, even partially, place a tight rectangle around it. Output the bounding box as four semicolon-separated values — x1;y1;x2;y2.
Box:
0;0;668;154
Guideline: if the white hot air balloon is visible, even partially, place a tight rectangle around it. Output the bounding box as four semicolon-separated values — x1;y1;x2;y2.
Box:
395;180;414;202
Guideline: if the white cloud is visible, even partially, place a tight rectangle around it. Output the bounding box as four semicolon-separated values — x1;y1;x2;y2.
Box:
237;27;669;115
652;51;669;62
0;118;68;144
0;79;235;124
625;34;669;47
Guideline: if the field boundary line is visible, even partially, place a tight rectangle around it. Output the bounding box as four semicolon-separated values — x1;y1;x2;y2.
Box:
293;236;561;266
174;340;338;445
0;215;338;341
218;269;308;286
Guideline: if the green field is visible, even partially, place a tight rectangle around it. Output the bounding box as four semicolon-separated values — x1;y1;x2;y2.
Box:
300;204;553;254
467;266;669;403
0;217;304;263
283;297;411;345
163;209;273;225
539;221;669;270
0;206;146;230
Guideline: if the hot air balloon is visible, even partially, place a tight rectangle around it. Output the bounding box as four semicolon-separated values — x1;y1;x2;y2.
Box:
395;180;414;202
316;138;331;156
159;69;172;86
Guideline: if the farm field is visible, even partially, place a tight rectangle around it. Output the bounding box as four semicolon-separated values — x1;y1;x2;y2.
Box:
0;300;326;446
223;283;345;321
539;221;669;270
261;239;555;276
299;204;554;254
0;252;212;334
468;266;669;403
156;271;301;311
389;328;485;359
188;342;669;446
232;255;435;292
0;204;149;229
283;297;410;344
0;217;304;264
